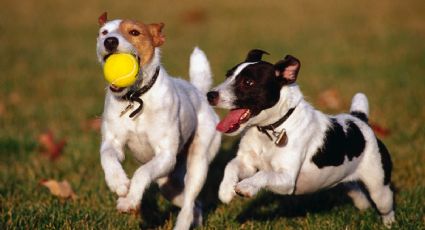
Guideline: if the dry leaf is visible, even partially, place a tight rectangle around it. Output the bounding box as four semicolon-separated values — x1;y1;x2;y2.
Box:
181;8;207;24
370;122;391;138
9;91;21;105
40;179;77;199
81;118;101;132
38;131;66;160
0;101;5;117
317;88;342;110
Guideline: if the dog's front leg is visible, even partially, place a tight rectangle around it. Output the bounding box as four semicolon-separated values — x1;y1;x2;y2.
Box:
100;141;130;197
236;153;303;197
236;170;297;197
116;151;177;212
219;156;257;203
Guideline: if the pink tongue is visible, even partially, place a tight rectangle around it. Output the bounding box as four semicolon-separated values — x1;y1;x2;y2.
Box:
217;109;249;133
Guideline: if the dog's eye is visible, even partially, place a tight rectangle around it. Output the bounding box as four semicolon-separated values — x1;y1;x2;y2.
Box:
244;79;255;87
129;30;141;36
101;30;108;35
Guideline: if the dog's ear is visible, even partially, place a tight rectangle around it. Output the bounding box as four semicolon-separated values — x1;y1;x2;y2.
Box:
98;12;108;26
148;23;165;47
245;49;269;62
274;55;301;84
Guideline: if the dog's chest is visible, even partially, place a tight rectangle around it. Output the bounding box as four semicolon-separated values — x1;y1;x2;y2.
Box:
249;138;283;171
127;131;155;163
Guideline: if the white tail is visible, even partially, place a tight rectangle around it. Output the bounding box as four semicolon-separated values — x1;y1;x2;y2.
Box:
189;47;212;94
350;93;369;117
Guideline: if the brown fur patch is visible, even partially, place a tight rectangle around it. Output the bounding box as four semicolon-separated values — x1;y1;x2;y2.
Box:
119;20;165;67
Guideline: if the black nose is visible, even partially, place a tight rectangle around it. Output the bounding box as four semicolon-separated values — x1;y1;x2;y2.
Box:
104;37;119;52
207;91;219;106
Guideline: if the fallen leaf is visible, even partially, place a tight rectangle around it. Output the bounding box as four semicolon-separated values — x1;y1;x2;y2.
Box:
370;122;391;138
0;101;5;117
181;8;207;24
9;91;21;105
317;88;342;110
38;131;66;160
40;179;77;200
81;117;101;132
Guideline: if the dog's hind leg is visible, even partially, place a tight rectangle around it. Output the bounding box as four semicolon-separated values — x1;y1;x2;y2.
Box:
345;182;371;211
174;126;219;230
156;144;192;208
359;140;395;228
173;138;207;229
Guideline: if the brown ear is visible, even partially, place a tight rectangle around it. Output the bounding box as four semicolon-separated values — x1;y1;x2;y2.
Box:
148;23;165;47
274;55;301;84
98;12;108;26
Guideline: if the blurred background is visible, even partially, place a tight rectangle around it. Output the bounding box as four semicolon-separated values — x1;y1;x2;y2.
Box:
1;0;424;229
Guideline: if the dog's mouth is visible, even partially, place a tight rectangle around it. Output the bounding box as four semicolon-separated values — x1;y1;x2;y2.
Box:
217;109;251;133
109;85;125;93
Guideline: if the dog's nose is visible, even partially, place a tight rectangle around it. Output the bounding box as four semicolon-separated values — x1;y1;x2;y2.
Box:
207;91;219;106
104;37;119;52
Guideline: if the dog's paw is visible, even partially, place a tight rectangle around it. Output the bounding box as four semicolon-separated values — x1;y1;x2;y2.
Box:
382;211;395;228
106;173;130;197
218;181;236;204
116;196;140;213
218;186;236;204
235;180;259;198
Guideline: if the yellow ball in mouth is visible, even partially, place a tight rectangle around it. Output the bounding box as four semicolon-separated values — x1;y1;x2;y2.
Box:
103;53;139;87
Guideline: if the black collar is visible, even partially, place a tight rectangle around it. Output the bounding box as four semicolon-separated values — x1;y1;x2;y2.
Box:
256;107;296;141
121;66;160;118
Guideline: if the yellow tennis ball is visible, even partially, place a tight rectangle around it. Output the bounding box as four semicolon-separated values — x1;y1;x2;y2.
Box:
103;53;139;87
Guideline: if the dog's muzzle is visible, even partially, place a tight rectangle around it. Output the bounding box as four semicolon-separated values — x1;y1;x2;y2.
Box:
207;91;219;106
104;37;119;52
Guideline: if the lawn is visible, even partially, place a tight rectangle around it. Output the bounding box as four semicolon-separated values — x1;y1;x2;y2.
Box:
1;0;424;229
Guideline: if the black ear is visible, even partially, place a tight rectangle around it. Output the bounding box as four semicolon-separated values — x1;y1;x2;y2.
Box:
274;55;301;84
245;49;270;62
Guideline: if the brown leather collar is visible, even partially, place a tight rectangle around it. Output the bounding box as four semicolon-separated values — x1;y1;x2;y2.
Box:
256;107;296;141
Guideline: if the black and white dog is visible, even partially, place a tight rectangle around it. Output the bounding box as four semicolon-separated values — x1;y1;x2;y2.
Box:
207;50;395;227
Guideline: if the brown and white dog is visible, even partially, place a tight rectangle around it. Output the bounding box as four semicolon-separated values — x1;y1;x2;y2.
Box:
207;50;395;227
96;13;221;229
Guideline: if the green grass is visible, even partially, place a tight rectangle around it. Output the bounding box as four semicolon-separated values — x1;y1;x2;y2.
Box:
1;0;424;229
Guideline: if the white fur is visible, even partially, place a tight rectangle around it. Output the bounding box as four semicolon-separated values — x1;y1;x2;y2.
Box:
97;20;221;230
215;73;394;227
189;47;212;94
350;92;369;116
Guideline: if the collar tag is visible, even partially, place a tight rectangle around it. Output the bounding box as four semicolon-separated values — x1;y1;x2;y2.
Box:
120;102;134;117
274;129;288;147
256;107;296;147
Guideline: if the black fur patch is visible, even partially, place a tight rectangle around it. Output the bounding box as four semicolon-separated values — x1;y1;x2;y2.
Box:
232;62;285;116
377;138;392;185
350;111;369;123
312;119;366;168
226;63;242;78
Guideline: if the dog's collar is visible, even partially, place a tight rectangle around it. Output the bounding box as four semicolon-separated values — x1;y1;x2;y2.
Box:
120;66;160;118
256;107;296;146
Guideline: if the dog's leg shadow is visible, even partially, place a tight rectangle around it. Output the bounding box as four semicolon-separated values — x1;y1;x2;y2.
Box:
138;185;177;229
236;184;351;223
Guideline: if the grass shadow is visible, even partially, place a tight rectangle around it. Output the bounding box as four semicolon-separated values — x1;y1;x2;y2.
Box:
138;185;178;229
199;139;239;215
236;185;352;223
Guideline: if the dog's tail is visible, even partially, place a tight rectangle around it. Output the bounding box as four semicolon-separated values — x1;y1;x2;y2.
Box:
189;47;212;94
350;92;369;123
